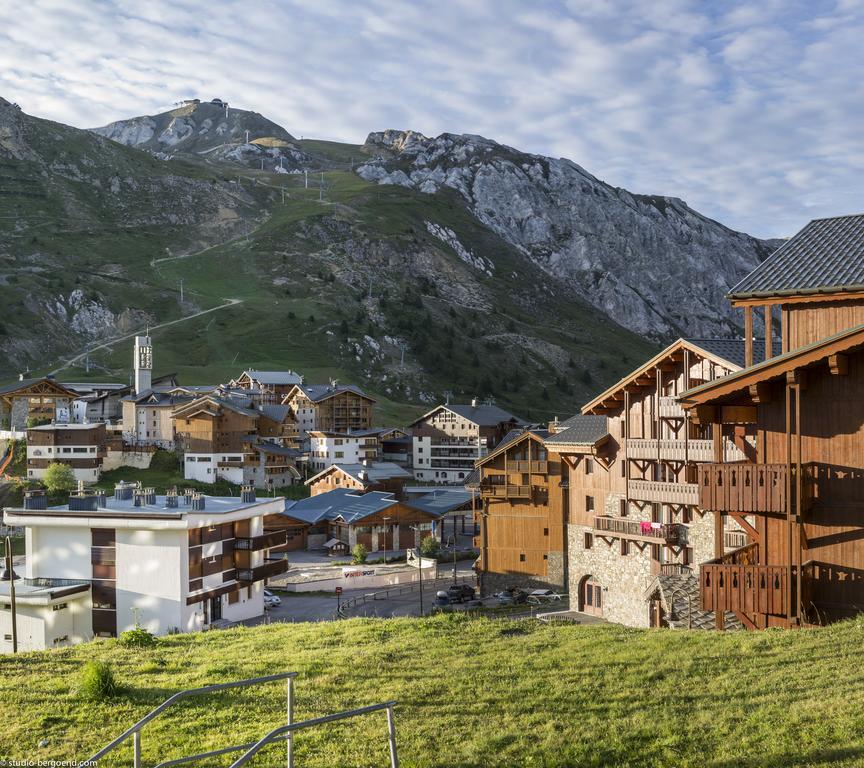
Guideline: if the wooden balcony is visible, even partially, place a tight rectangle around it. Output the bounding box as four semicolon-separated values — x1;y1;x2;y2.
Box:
698;463;813;514
627;438;746;463
237;558;289;583
593;515;684;545
628;479;700;506
480;484;532;499
658;396;685;419
724;529;749;550
659;563;693;576
234;531;288;551
700;545;790;617
511;460;548;474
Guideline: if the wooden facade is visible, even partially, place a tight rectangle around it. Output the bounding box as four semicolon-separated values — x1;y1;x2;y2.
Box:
173;398;258;454
475;430;568;590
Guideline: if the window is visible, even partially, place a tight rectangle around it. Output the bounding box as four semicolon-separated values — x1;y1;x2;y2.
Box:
585;458;593;475
621;461;626;477
543;527;549;536
52;603;67;612
683;547;693;565
53;635;69;644
586;496;594;513
650;544;661;561
519;553;526;562
584;532;593;549
619;499;627;517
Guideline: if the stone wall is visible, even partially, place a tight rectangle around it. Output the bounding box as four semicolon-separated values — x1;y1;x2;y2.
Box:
479;570;562;597
687;509;716;565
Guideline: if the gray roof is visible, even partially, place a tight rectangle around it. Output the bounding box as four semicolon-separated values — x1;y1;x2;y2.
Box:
544;415;609;445
295;383;372;402
0;377;77;396
730;214;864;299
242;370;302;385
311;462;411;485
405;489;472;515
685;338;783;368
258;404;291;422
414;403;525;428
282;488;399;525
121;389;196;407
250;441;301;458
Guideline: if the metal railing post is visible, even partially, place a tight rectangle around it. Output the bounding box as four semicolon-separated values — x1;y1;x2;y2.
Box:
133;730;142;768
386;705;399;768
286;677;294;768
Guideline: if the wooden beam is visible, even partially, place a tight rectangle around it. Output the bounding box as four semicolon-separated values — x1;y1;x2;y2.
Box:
748;382;771;404
731;289;864;307
829;353;849;376
786;369;807;390
744;306;754;368
720;405;757;423
764;306;773;360
734;610;757;631
690;405;717;425
729;512;760;543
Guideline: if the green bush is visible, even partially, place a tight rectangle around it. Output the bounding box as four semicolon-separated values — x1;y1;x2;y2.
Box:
420;535;441;558
351;543;368;564
43;462;76;494
80;661;120;700
119;627;158;648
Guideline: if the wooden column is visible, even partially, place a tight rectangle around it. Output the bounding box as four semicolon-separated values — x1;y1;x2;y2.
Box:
744;306;754;368
781;306;790;354
764;305;774;360
785;380;793;626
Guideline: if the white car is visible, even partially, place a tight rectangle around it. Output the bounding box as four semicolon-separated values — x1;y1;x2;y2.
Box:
264;589;282;608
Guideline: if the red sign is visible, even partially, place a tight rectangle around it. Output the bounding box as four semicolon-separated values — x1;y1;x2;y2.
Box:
335;587;343;595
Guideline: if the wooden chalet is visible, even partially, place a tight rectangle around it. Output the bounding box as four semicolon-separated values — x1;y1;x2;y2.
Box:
229;369;303;405
0;376;79;431
306;461;412;497
680;213;864;629
474;427;567;592
282;382;376;439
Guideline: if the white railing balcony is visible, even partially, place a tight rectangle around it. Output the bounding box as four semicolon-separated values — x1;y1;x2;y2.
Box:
626;438;747;463
628;479;700;506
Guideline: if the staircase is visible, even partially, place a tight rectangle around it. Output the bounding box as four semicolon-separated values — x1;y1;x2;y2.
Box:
653;573;743;631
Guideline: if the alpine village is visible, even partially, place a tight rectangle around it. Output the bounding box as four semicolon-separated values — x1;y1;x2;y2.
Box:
3;14;864;764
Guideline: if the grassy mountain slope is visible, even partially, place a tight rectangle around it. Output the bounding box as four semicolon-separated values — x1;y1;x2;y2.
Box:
1;98;657;422
2;615;864;767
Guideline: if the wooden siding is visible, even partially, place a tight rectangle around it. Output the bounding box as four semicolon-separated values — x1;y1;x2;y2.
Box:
786;299;864;351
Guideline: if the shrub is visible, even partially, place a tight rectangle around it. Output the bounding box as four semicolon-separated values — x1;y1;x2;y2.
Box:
80;661;119;700
43;462;76;494
420;536;441;558
351;543;368;564
119;627;158;648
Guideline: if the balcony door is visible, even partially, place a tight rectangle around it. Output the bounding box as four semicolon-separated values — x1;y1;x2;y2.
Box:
579;575;603;617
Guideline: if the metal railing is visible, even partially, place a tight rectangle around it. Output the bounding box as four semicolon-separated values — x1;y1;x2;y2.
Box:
85;672;297;768
337;574;476;618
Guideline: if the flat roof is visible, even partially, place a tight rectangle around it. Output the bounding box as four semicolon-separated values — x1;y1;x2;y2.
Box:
0;577;90;604
28;422;104;431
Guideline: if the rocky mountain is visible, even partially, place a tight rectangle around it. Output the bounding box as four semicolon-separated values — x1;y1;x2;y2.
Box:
358;130;778;340
91;99;311;170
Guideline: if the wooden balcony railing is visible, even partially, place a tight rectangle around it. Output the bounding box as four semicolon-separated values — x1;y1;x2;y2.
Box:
511;460;548;474
698;463;814;514
627;438;746;463
234;531;288;551
700;542;791;616
658;396;684;419
724;530;749;550
628;479;700;506
659;563;693;576
480;484;532;499
593;515;684;544
237;558;289;583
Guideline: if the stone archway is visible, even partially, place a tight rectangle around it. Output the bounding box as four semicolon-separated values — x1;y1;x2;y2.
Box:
579;574;603;617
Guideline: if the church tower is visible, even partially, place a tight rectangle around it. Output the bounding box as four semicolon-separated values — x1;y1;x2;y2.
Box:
134;335;153;394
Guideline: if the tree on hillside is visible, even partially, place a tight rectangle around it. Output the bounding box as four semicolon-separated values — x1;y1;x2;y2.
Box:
44;462;76;495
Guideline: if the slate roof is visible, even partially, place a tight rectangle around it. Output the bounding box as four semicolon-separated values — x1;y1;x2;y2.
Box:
241;370;302;386
293;383;374;403
650;573;742;631
0;377;78;397
685;338;783;368
257;404;291;423
544;415;609;445
121;389;196;407
411;403;525;428
405;489;472;515
282;488;400;525
250;441;301;458
308;462;411;486
730;214;864;299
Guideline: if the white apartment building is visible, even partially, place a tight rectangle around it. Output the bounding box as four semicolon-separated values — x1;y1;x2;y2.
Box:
26;423;107;484
308;430;380;473
2;485;288;650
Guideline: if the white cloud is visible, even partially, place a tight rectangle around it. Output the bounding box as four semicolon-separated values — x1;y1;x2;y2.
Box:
0;0;861;238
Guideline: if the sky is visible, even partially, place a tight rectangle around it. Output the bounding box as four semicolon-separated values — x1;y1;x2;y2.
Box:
1;0;862;238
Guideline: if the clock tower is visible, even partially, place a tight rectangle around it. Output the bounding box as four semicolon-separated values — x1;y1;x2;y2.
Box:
134;335;153;394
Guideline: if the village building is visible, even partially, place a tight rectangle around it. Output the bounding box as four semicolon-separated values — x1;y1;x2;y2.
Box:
2;485;288;647
26;423;107;484
229;369;303;405
0;376;78;432
308;430;380;472
551;338;780;628
306;461;412;497
410;401;525;484
281;382;375;440
474;426;568;594
66;382;132;424
273;488;441;554
121;389;195;448
680;213;864;629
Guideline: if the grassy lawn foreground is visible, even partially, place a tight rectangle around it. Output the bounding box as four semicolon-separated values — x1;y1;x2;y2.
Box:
2;615;864;767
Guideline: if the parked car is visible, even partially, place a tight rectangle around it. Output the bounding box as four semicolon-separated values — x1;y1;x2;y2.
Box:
264;589;282;609
495;588;528;606
447;584;476;603
526;589;564;605
434;590;451;606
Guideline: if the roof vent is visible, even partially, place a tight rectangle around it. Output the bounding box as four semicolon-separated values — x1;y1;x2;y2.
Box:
144;487;156;505
69;495;98;512
166;487;178;508
23;489;48;511
191;493;205;511
114;481;135;501
471;398;478;408
133;490;145;507
95;491;107;508
241;484;256;503
183;489;193;505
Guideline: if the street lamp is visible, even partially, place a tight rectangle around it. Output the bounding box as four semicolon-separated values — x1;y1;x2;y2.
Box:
448;535;457;585
382;516;391;565
409;525;423;617
2;536;19;653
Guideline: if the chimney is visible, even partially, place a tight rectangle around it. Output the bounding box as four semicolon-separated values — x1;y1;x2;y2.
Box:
166;487;178;508
95;490;107;508
144;487;156;505
18;373;24;382
133;489;145;507
241;484;256;503
549;416;560;434
358;470;367;482
23;489;47;510
115;481;134;501
183;488;193;505
471;398;478;408
191;493;206;511
69;494;98;512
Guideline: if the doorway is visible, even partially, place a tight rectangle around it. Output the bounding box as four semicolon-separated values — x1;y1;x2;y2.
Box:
210;595;222;623
580;575;603;616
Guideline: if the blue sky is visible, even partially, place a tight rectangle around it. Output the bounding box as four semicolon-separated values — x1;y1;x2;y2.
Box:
1;0;862;238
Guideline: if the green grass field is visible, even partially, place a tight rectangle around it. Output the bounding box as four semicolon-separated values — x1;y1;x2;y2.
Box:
2;615;864;767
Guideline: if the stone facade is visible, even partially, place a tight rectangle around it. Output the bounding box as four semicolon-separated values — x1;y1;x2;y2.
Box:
568;523;654;627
